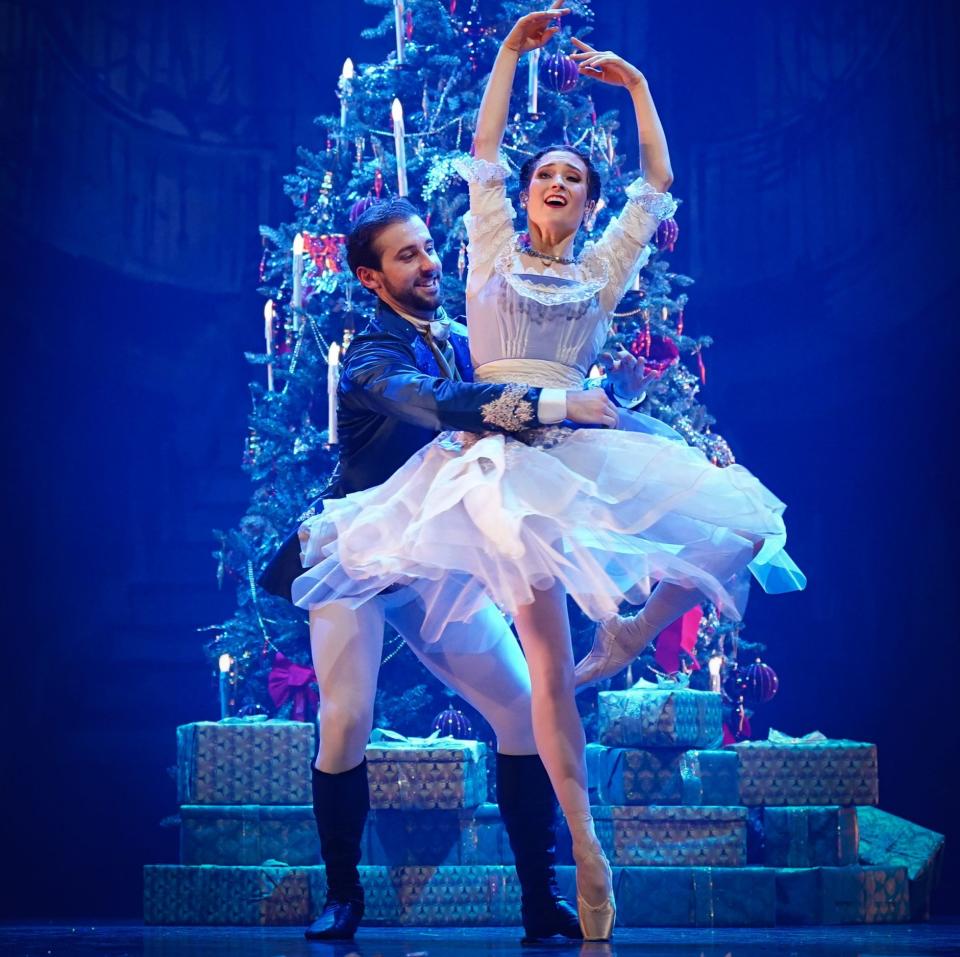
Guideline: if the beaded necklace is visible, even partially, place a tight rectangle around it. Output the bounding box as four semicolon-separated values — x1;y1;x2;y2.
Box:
516;235;578;266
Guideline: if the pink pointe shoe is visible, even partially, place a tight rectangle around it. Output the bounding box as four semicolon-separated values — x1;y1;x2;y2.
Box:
575;841;616;941
573;613;653;691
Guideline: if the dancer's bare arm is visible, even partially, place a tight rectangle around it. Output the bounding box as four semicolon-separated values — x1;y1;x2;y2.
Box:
473;1;570;162
570;38;673;191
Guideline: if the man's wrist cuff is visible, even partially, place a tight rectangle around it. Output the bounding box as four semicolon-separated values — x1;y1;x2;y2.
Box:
538;388;567;424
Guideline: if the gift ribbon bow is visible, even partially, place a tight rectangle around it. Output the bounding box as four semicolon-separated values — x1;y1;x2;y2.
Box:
631;671;692;690
767;728;828;745
267;652;319;723
368;727;481;758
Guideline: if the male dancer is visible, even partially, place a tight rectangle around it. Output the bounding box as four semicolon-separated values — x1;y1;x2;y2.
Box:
261;197;645;941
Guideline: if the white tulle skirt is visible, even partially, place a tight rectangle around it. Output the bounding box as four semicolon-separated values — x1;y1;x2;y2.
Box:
291;421;804;644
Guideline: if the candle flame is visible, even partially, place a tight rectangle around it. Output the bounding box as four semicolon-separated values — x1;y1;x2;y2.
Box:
341;57;354;81
391;97;404;122
263;299;274;322
292;232;304;256
329;342;341;365
218;653;233;673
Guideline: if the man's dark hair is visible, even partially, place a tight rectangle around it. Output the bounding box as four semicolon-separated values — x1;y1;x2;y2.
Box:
518;145;603;204
346;197;422;277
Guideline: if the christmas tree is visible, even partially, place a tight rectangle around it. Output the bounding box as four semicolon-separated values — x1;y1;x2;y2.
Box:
207;0;771;742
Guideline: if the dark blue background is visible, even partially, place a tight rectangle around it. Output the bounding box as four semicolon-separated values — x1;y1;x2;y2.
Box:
2;0;957;919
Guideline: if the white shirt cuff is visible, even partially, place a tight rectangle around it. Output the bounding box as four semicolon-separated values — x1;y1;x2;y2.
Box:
613;387;646;409
537;388;568;424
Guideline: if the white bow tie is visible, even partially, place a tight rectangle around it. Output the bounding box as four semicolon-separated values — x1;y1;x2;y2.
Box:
429;316;452;342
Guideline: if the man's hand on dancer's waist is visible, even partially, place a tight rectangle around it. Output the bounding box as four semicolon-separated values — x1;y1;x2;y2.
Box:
565;388;619;428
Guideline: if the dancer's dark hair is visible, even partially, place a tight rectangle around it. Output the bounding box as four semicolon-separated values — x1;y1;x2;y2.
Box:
346;197;422;276
518;145;603;203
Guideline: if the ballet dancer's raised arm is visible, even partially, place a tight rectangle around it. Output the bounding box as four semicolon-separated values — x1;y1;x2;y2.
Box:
472;1;570;162
570;37;673;191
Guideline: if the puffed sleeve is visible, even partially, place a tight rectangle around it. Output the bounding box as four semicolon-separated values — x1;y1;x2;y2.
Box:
453;153;518;296
584;178;679;316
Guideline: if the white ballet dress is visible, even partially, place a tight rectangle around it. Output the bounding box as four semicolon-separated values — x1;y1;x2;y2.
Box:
292;155;805;640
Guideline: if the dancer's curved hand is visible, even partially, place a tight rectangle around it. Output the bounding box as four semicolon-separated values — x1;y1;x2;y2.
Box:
566;388;619;428
503;0;570;55
599;348;661;401
570;37;644;89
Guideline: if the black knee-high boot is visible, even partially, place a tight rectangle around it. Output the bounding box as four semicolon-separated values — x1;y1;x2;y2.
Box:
305;760;370;940
496;752;582;943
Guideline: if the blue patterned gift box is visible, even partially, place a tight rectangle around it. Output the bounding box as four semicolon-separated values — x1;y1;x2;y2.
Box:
365;803;509;866
587;743;739;806
585;805;748;867
144;864;311;925
732;731;879;807
180;802;511;867
760;806;859;867
857;806;945;920
176;719;314;805
614;866;776;926
774;865;910;924
179;805;319;866
597;687;723;749
365;730;487;810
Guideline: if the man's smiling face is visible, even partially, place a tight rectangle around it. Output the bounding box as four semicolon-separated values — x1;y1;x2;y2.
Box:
356;216;443;319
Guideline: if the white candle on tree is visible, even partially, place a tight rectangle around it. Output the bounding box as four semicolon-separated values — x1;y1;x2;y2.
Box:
393;0;405;64
527;49;540;114
339;57;354;128
327;342;341;444
391;98;408;196
218;654;233;720
263;299;275;392
292;232;305;326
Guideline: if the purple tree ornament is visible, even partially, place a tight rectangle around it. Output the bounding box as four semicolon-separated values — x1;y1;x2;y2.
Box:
541;51;579;93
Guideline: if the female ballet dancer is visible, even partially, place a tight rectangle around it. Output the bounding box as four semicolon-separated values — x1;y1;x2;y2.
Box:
294;3;803;939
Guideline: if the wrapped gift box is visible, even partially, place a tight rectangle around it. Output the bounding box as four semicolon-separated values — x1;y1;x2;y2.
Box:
587;744;739;806
760;806;859;867
585;805;748;867
177;719;314;806
310;865;521;926
179;805;319;866
598;688;723;749
365;803;510;866
181;802;512;868
143;864;310;925
614;866;776;926
732;738;879;807
366;734;487;810
774;866;910;924
857;806;945;920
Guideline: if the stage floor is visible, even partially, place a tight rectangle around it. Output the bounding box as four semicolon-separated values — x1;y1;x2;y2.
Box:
2;923;960;957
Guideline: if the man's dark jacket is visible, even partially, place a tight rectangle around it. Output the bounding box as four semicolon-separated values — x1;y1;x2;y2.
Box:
259;302;549;600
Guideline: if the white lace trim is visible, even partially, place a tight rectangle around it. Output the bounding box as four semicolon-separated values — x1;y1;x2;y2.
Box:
624;178;679;222
453;152;512;186
493;232;610;307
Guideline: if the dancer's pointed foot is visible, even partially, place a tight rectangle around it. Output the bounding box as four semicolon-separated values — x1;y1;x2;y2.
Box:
574;840;615;941
574;613;654;691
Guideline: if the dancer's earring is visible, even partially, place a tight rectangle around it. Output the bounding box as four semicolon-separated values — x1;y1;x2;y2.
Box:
520;192;529;210
582;201;598;231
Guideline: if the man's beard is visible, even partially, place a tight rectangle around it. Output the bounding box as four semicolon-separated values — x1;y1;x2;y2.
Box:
389;277;442;315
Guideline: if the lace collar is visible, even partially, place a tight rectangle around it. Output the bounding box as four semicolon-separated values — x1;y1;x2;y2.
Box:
492;231;610;307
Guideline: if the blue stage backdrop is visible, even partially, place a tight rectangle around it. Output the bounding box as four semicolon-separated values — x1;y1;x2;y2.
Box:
2;0;957;919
